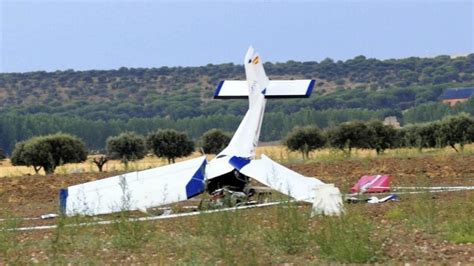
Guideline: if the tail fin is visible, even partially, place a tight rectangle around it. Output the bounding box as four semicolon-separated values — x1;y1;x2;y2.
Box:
244;46;269;106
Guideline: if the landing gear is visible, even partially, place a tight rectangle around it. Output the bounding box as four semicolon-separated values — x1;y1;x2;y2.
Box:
206;170;250;194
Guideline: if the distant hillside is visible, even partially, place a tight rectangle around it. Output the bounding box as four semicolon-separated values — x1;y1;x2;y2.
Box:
1;54;474;154
1;54;474;119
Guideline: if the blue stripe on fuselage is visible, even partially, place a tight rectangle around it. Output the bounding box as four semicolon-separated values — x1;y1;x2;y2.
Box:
229;156;251;170
59;188;68;214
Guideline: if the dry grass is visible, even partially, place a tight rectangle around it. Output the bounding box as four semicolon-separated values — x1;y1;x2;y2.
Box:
258;143;474;163
0;152;204;177
2;144;474;177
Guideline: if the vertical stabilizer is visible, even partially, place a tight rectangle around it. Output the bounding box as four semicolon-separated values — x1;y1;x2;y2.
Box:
217;46;269;159
244;46;269;107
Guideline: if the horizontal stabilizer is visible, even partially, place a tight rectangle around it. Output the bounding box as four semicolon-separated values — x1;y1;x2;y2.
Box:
214;80;315;99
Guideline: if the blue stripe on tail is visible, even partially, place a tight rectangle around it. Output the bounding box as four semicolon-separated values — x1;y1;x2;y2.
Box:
306;80;315;97
214;80;225;98
185;159;207;199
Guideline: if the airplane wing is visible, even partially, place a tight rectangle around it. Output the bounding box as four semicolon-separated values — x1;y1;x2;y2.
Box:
60;156;207;216
237;154;324;202
237;154;343;215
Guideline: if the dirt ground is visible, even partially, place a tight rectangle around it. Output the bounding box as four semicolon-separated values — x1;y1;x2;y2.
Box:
0;154;473;263
2;154;473;215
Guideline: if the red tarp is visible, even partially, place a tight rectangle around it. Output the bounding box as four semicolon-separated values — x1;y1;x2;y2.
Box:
351;175;391;193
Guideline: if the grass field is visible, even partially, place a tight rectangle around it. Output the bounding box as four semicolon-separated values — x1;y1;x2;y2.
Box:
0;145;473;263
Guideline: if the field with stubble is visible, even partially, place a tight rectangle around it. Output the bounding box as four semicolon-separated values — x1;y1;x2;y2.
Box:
0;146;473;264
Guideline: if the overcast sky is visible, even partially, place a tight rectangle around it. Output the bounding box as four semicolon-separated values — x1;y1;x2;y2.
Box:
1;0;473;73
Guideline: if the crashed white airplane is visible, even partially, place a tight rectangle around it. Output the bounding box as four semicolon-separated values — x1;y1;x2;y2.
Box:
60;47;343;216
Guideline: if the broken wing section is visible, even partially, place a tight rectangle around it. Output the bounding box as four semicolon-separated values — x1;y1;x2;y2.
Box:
60;156;207;216
238;154;323;201
238;155;343;215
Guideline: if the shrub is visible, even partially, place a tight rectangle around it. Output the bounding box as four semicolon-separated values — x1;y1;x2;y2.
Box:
147;129;194;164
439;113;474;152
327;121;371;154
106;132;146;167
10;133;87;174
200;129;230;154
366;120;397;154
284;126;326;159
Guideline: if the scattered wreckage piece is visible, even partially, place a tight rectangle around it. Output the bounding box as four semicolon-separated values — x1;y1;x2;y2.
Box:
347;174;474;204
351;175;391;194
346;194;399;204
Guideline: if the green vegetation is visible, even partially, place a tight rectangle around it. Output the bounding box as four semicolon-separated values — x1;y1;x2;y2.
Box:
283;114;474;158
445;220;474;244
1;53;474;154
439;114;474;151
10;133;87;174
400;114;474;152
284;126;326;159
367;120;398;154
0;214;20;264
314;214;380;263
106;132;147;167
264;202;312;255
327;121;372;154
200;129;231;154
6;114;472;174
146;129;194;163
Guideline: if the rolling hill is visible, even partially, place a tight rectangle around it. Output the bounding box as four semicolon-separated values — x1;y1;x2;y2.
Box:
1;54;474;153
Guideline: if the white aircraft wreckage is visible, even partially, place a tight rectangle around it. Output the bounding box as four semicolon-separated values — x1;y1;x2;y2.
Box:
59;47;344;217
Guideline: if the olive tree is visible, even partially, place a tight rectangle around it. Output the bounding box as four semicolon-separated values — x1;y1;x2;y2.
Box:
327;121;371;154
10;133;88;175
439;114;474;152
147;129;194;164
366;121;397;154
284;126;326;159
106;132;146;167
401;123;443;151
200;129;231;154
92;155;108;172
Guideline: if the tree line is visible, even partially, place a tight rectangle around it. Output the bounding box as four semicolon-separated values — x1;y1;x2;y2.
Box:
6;113;474;175
8;129;230;175
285;114;474;158
0;108;388;155
2;100;474;156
